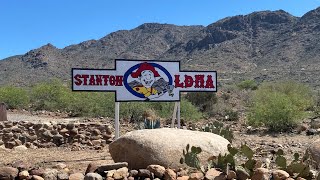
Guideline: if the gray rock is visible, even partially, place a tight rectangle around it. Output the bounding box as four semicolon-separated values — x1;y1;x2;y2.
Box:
205;168;226;180
85;163;98;174
5;141;16;149
84;173;103;180
30;168;45;176
113;167;129;180
69;173;84;180
109;128;230;169
189;172;204;180
43;169;58;180
138;169;152;178
164;169;176;180
13;145;28;151
308;138;320;166
57;172;69;180
251;168;269;180
43;130;53;138
129;170;138;177
311;118;320;129
306;128;318;136
272;170;290;180
32;175;44;180
19;170;30;180
96;162;128;173
147;165;165;178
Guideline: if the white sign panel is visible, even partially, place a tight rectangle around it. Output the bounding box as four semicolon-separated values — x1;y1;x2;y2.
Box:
72;59;217;102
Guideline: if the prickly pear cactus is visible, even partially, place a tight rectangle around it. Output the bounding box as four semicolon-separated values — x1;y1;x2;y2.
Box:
275;150;313;179
180;144;202;169
203;121;234;143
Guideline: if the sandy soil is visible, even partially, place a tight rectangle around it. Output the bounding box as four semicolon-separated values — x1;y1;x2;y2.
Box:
0;147;113;173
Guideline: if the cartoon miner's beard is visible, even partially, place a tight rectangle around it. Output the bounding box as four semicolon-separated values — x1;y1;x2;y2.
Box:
139;70;155;88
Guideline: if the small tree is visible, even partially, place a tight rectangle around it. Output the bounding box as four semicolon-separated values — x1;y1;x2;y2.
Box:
30;79;67;111
248;81;313;131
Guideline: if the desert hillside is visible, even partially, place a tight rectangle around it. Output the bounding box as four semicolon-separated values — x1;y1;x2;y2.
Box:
1;7;320;88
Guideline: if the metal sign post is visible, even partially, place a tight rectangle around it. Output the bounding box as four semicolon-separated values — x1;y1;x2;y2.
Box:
115;102;120;139
171;102;178;128
171;102;181;128
177;102;181;129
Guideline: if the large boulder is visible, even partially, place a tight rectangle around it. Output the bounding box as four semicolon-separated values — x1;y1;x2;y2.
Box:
308;138;320;166
109;128;230;169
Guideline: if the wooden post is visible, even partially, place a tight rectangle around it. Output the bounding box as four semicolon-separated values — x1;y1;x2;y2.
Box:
171;102;178;128
115;102;120;139
0;102;7;121
177;102;181;129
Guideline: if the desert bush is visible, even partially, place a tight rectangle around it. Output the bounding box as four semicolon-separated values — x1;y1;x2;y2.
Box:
30;79;69;111
185;92;217;112
237;79;258;90
206;98;232;117
66;92;114;117
224;109;239;121
0;86;29;109
179;98;203;121
248;81;314;131
5;79;202;120
122;99;202;122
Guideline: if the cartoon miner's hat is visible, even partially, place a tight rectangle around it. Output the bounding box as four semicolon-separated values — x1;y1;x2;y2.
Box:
131;62;161;78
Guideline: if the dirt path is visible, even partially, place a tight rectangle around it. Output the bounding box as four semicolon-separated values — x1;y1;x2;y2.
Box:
0;147;113;173
7;111;82;123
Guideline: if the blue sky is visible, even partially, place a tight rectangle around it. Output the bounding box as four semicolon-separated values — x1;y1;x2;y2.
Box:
1;0;319;60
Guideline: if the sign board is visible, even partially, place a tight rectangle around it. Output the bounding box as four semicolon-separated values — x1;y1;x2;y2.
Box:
72;59;217;102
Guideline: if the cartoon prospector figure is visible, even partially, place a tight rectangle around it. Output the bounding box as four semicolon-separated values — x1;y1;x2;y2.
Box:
128;62;173;101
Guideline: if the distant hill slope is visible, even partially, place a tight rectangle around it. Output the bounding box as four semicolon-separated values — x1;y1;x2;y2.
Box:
1;7;320;88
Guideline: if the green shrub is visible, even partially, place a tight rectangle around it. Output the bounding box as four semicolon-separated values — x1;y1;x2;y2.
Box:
185;92;217;112
237;80;258;90
0;86;29;109
248;81;314;131
66;92;114;117
3;79;202;121
30;79;69;111
224;109;239;121
180;98;203;121
120;99;202;122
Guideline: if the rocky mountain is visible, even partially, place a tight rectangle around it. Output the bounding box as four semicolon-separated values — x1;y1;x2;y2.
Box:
1;7;320;88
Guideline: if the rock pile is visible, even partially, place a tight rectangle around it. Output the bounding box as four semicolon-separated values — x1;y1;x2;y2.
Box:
0;121;113;149
1;161;316;180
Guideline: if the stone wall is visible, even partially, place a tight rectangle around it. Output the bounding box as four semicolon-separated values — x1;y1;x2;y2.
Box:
0;121;113;149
